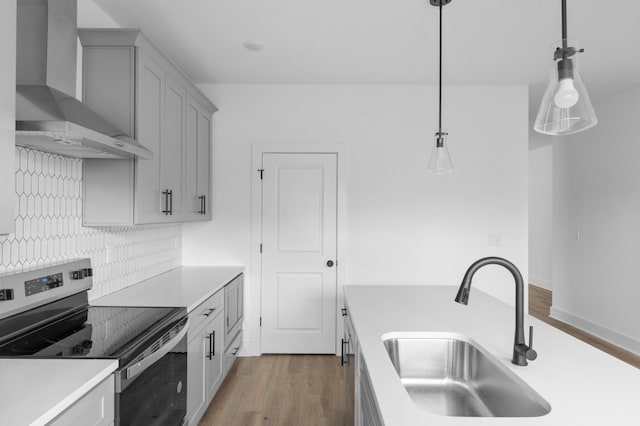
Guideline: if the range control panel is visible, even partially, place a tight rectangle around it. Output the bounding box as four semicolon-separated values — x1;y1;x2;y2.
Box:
25;273;64;297
0;258;92;321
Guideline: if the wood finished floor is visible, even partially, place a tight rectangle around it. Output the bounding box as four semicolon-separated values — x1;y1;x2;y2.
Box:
529;284;640;369
199;355;346;426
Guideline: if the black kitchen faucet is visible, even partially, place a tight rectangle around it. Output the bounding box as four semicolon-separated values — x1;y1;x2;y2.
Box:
455;256;537;366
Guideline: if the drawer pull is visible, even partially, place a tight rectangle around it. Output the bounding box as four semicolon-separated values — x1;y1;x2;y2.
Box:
203;308;216;317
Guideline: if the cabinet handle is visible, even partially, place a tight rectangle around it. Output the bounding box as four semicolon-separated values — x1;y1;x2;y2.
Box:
341;338;345;366
198;195;206;215
212;331;216;357
341;308;347;317
162;189;173;215
162;190;170;215
203;307;216;317
206;332;214;360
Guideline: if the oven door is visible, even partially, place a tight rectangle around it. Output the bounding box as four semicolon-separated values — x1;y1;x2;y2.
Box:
115;317;189;426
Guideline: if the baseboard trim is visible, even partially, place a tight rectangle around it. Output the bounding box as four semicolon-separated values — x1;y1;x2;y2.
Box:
528;275;552;290
550;307;640;355
238;339;260;357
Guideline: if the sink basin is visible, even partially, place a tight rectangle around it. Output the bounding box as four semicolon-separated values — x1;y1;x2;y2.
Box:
382;333;551;417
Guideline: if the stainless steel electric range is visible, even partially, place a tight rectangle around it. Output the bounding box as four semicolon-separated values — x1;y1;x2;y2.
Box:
0;259;189;426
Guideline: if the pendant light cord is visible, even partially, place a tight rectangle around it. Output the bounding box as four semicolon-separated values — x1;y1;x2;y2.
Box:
438;3;443;134
561;0;568;59
561;0;567;42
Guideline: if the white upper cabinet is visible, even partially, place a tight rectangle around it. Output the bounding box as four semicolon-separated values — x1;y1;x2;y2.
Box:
0;2;16;235
185;95;212;221
79;29;216;225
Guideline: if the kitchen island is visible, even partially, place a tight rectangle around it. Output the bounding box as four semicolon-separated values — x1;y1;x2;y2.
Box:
344;285;640;425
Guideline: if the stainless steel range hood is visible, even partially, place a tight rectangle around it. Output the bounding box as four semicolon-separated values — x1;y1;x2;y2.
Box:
15;0;152;160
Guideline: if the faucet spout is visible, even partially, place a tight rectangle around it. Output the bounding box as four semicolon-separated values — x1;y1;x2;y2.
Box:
454;256;537;366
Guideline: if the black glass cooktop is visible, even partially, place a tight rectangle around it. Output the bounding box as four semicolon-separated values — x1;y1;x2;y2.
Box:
0;299;184;365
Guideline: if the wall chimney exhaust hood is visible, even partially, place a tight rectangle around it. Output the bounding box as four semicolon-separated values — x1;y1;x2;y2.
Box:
15;0;152;160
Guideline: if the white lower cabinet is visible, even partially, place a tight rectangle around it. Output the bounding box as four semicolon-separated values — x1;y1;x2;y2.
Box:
186;274;244;425
49;375;115;426
359;358;383;426
186;293;224;425
346;305;383;426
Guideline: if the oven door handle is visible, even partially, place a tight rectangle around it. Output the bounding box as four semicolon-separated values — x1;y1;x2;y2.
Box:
125;318;190;381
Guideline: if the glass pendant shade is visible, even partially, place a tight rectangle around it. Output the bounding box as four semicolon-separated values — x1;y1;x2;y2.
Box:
534;40;597;135
427;131;453;174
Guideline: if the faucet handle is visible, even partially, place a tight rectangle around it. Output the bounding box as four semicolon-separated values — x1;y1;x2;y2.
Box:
526;325;538;361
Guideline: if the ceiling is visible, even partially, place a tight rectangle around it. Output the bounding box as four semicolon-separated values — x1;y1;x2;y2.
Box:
80;0;640;121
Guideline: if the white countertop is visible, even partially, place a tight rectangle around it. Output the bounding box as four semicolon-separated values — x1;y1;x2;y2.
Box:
344;285;640;426
92;266;244;312
0;358;117;426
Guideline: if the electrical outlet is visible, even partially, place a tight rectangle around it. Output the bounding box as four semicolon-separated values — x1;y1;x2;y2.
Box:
488;233;502;247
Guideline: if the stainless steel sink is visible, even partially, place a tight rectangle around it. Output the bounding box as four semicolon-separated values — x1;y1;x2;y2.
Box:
382;333;551;417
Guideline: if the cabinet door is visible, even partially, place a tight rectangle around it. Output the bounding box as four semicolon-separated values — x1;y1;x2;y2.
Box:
162;75;186;219
187;306;224;426
185;100;198;219
185;96;212;221
225;281;238;336
237;275;244;320
187;330;207;425
134;50;164;223
206;312;224;399
0;2;14;235
49;375;115;426
196;106;212;219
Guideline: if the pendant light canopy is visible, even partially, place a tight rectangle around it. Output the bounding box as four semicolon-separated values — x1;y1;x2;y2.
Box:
427;0;453;174
534;0;597;135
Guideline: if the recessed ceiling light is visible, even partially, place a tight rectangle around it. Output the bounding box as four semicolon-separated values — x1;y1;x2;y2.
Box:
243;41;266;52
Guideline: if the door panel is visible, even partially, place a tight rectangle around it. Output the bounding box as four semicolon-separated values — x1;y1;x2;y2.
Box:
134;51;163;222
185;101;199;216
261;153;337;354
196;109;211;218
162;76;185;217
276;272;323;330
277;167;324;252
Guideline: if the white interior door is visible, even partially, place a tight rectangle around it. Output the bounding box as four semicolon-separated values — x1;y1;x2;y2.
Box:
261;153;338;354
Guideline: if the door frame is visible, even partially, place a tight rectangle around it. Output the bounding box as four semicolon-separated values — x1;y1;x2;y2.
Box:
250;144;349;356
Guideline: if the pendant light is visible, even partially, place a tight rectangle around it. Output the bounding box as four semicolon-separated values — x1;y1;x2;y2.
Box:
427;0;453;174
534;0;597;135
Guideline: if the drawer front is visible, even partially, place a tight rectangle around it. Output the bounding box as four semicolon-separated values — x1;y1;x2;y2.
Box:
223;330;242;376
189;290;223;338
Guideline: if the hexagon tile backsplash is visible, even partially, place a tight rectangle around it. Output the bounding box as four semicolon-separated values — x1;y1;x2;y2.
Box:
0;147;182;300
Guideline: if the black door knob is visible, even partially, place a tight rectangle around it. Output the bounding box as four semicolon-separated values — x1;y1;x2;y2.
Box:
326;260;335;267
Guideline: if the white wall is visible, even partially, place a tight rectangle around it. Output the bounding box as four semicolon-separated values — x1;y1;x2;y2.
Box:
552;86;640;354
528;141;553;290
182;84;529;355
